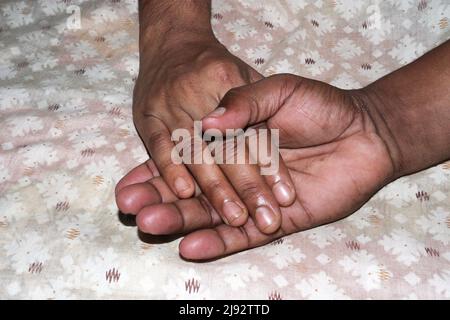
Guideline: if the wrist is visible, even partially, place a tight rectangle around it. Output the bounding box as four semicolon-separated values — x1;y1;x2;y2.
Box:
140;26;216;56
357;42;450;179
139;0;215;54
352;86;406;180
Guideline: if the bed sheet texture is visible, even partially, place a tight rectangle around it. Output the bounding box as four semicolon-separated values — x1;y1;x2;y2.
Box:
0;0;449;299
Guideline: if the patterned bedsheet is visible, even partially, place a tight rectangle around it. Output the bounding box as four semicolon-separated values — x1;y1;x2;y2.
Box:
0;0;449;299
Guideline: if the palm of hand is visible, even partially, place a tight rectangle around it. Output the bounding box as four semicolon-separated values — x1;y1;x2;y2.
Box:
117;78;394;260
268;79;395;234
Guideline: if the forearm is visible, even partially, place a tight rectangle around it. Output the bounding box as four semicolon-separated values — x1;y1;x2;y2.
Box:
139;0;214;55
363;40;450;178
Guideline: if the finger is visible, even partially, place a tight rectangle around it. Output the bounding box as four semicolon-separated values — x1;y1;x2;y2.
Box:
177;195;318;260
116;182;162;215
202;74;300;131
117;175;181;214
115;160;159;194
115;160;162;214
147;176;179;203
143;117;195;198
264;158;296;207
136;194;223;235
170;120;249;227
187;152;249;227
217;126;293;232
204;124;284;233
251;124;296;207
179;219;284;260
219;156;282;233
116;158;180;215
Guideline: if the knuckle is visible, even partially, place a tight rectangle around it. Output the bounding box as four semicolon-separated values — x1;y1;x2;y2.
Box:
238;180;265;203
204;179;225;193
202;178;234;203
278;73;301;94
204;60;232;73
203;60;240;84
147;131;173;159
198;194;215;217
133;102;158;118
172;71;195;92
148;130;168;147
133;88;156;110
159;159;179;174
176;133;204;163
279;73;297;82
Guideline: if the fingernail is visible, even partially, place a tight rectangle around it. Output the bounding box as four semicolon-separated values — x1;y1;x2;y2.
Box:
174;177;190;195
255;206;276;230
223;200;245;224
273;181;294;205
205;107;226;119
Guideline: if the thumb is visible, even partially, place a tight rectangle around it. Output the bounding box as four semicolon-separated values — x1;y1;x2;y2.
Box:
202;74;300;132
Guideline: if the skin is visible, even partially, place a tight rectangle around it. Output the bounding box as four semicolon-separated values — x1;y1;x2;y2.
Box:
131;0;296;233
118;72;396;259
117;40;450;260
119;0;450;260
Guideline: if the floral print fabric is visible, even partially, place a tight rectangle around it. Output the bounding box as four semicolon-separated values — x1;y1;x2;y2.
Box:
0;0;449;299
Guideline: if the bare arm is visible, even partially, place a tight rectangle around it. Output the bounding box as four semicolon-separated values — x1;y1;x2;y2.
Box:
138;0;214;55
118;21;450;260
119;1;297;234
363;40;450;177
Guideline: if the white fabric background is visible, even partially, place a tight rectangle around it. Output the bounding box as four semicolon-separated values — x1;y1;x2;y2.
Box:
0;0;449;299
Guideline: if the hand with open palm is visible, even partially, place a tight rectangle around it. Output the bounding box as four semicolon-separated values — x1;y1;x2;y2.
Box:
116;74;396;260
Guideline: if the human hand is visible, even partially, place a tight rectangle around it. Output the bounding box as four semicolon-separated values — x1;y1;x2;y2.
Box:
117;74;396;260
129;28;297;233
